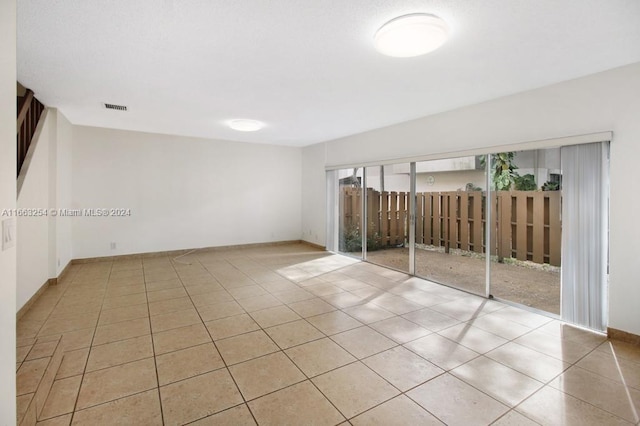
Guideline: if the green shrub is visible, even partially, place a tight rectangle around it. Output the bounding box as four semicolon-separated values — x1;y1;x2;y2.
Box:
339;225;384;253
541;181;560;191
514;173;537;191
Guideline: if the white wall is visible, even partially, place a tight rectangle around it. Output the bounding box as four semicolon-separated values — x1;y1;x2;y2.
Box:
305;62;640;336
15;108;74;310
301;142;326;246
56;111;73;273
17;110;54;309
0;0;17;422
72;126;303;258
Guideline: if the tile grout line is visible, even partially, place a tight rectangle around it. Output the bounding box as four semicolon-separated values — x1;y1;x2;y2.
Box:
18;265;81;358
27;246;635;425
172;251;261;426
180;251;397;423
142;257;167;425
68;260;115;424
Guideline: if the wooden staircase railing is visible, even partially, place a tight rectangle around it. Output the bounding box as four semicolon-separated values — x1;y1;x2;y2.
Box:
17;89;45;177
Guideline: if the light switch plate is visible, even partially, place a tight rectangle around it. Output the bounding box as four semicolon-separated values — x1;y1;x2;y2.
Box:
2;218;16;250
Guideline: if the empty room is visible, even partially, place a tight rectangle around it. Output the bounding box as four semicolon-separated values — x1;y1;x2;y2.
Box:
2;0;640;425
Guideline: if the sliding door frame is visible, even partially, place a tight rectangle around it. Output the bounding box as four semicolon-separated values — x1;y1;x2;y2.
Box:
327;131;612;328
360;163;416;274
409;162;416;275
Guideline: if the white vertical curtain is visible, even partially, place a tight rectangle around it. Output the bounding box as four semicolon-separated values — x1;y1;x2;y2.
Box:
560;142;609;331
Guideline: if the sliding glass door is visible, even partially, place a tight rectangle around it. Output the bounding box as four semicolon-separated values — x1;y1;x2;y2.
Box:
363;164;411;273
329;140;609;328
413;156;487;295
488;149;562;314
337;168;363;259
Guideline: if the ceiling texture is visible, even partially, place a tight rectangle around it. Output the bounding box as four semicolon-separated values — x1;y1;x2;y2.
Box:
17;0;640;147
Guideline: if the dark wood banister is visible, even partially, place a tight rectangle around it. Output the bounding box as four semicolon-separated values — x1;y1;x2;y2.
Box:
16;89;34;130
16;88;45;177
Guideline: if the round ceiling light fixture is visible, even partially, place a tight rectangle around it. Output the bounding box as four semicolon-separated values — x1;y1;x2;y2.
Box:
374;13;449;58
228;119;265;132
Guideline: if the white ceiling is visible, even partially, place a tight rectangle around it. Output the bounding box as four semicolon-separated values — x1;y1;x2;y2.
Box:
17;0;640;147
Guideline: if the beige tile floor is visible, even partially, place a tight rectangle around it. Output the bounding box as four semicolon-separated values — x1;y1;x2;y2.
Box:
16;243;640;425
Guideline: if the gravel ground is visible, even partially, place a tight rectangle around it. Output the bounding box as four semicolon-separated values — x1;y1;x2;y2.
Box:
365;247;560;315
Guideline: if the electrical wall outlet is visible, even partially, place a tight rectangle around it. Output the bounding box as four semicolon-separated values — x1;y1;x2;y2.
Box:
2;218;16;251
110;242;117;250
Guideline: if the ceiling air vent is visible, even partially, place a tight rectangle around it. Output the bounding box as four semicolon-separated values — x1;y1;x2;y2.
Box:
104;103;127;111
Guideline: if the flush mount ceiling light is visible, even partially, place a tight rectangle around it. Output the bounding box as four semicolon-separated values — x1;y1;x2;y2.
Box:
228;119;264;132
374;13;449;58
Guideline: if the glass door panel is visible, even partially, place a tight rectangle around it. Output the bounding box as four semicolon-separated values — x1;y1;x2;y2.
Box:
414;156;487;295
337;168;363;258
488;149;561;314
363;164;411;273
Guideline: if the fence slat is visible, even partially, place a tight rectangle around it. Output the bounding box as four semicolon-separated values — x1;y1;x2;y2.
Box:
344;188;350;227
417;193;423;244
425;194;433;245
548;191;561;266
448;193;458;250
351;189;361;231
432;194;441;247
488;192;497;255
471;192;483;253
498;193;512;259
389;192;398;245
424;193;430;245
516;193;528;261
400;192;408;245
442;194;449;253
381;191;389;245
459;193;469;250
532;192;545;263
366;188;376;239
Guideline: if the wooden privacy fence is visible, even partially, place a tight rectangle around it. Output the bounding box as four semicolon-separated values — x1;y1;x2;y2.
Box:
341;187;562;266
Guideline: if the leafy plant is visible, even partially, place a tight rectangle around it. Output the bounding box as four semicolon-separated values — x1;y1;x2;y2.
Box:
541;181;560;191
481;152;519;191
514;174;537;191
366;231;383;252
339;225;384;253
340;225;362;253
